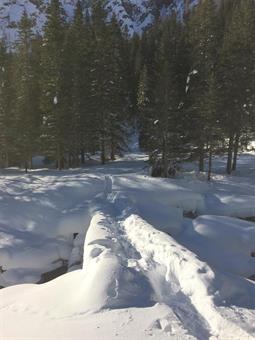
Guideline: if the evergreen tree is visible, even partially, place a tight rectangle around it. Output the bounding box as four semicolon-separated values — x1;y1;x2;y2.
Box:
200;72;222;180
0;0;253;176
153;16;188;176
219;0;255;173
128;33;141;119
137;17;188;176
14;11;40;172
0;39;13;167
106;16;129;160
186;0;220;172
137;29;159;156
40;0;67;169
65;0;93;166
91;3;128;163
137;65;157;158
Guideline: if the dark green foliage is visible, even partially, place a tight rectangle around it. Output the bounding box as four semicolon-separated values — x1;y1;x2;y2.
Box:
0;39;14;167
40;0;68;169
0;0;254;176
218;0;255;173
14;11;41;172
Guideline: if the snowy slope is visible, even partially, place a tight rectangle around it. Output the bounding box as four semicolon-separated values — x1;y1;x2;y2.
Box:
0;0;198;40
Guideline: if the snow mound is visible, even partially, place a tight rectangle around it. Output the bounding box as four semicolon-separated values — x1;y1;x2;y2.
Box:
180;215;255;278
202;193;255;219
0;224;72;287
113;175;205;234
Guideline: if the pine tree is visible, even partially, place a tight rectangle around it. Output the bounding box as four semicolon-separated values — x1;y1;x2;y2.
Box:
0;39;13;167
186;0;220;172
65;0;93;166
128;33;141;119
137;17;188;176
200;72;222;180
91;3;128;163
137;65;157;158
90;0;109;164
14;11;40;172
219;0;255;173
137;29;159;157
153;16;188;176
106;16;129;160
40;0;67;169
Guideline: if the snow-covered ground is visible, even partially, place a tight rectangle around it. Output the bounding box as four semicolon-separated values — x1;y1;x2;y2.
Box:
0;147;255;339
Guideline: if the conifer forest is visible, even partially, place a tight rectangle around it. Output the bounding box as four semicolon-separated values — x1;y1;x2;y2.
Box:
0;0;255;176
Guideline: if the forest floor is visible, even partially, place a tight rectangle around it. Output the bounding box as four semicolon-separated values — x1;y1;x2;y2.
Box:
0;144;255;339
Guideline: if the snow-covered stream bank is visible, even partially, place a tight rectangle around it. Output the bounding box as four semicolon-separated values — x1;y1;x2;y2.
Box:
0;152;255;339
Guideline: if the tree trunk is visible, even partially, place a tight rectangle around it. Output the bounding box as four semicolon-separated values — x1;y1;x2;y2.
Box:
5;152;9;168
207;145;213;181
72;152;79;167
184;0;190;18
80;149;85;164
68;153;72;168
25;160;28;174
226;135;234;174
110;139;115;161
101;138;106;165
162;136;168;177
232;133;240;172
57;144;62;170
199;144;204;172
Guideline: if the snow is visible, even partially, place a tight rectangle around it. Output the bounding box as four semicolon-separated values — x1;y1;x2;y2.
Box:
0;148;255;339
0;0;199;41
179;215;255;278
0;169;104;286
122;214;255;338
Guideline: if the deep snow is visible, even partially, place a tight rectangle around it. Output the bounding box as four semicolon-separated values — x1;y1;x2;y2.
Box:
0;147;255;339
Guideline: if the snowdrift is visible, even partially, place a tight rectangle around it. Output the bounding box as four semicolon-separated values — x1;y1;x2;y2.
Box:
180;215;255;278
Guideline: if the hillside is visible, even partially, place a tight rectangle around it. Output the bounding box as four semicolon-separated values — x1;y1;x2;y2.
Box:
0;0;198;40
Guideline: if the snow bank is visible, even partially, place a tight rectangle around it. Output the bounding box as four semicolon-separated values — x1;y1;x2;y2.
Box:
114;175;205;213
181;216;255;278
113;175;205;235
0;224;72;287
0;170;104;286
202;194;255;219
